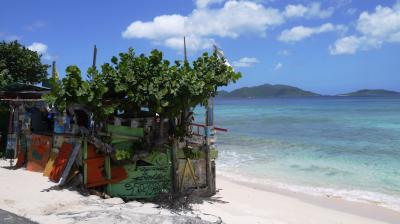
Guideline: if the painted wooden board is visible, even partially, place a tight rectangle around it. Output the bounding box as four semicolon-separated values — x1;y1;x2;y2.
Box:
43;151;58;177
178;159;206;189
15;140;24;168
107;164;171;199
5;134;17;159
58;142;81;186
27;134;52;172
84;142;108;188
107;125;144;137
49;143;73;182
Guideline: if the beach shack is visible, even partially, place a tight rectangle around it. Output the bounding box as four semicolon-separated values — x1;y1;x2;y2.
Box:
0;83;222;198
0;83;51;164
0;40;241;200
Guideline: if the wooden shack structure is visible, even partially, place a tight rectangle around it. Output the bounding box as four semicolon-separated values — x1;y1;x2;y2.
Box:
0;83;51;160
0;83;224;199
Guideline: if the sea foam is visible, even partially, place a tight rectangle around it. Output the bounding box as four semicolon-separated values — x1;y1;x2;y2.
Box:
217;170;400;212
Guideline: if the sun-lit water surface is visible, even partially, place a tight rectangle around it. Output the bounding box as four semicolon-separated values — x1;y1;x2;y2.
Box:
195;97;400;211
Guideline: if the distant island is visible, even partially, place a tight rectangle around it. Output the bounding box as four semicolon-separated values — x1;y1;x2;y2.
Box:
337;89;400;97
217;83;400;98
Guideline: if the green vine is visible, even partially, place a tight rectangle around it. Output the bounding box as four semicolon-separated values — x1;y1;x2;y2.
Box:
43;48;241;137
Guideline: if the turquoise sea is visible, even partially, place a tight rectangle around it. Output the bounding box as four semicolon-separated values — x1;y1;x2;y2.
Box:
195;97;400;211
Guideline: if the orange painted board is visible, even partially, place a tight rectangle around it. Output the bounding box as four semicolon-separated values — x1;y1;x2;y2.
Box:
84;144;127;188
85;164;127;188
15;143;25;168
27;134;52;172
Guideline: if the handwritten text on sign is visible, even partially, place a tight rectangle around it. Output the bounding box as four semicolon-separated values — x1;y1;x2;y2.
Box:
109;165;171;198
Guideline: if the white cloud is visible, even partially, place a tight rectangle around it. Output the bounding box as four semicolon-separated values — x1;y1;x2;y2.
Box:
28;42;55;61
195;0;225;8
274;62;283;70
232;57;259;67
330;2;400;55
122;0;284;51
122;14;185;40
346;8;357;15
122;0;337;52
357;4;400;42
164;35;215;51
284;2;334;19
278;23;346;42
28;42;48;54
329;35;360;54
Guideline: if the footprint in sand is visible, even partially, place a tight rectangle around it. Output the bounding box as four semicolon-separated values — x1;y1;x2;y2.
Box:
2;199;15;206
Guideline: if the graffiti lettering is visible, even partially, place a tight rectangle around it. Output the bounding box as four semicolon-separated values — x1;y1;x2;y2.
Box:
122;166;171;197
31;135;51;146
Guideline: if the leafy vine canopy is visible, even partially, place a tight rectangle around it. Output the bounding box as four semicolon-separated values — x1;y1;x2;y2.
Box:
44;48;241;121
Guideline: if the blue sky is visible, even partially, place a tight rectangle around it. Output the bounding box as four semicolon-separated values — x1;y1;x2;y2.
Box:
1;0;400;94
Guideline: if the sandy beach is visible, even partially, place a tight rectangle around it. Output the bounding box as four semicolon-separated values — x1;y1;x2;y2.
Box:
1;160;399;224
196;176;400;224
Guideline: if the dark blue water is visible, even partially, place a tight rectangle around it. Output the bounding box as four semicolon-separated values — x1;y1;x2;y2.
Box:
195;97;400;211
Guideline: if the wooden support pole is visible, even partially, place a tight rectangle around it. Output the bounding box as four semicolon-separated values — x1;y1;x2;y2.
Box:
205;98;213;195
171;138;179;194
183;36;187;63
92;45;97;69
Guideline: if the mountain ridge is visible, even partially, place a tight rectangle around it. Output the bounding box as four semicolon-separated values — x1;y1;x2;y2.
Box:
217;84;400;98
337;89;400;97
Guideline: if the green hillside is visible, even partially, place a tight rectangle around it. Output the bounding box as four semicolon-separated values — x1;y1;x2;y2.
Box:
217;84;320;98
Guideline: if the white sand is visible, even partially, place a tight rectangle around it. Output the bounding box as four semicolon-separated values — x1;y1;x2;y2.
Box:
194;176;400;224
1;159;399;224
0;160;217;224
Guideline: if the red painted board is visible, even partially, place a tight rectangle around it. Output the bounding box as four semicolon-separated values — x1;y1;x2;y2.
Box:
49;143;72;182
86;157;107;187
84;144;128;188
27;134;52;172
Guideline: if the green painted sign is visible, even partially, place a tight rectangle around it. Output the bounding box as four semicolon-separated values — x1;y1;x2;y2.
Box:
107;125;144;138
107;165;171;199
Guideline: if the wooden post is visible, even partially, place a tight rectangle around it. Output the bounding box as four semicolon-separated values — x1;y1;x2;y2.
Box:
183;36;187;63
171;138;179;194
205;99;213;195
210;97;216;194
83;138;88;186
51;61;59;81
92;45;97;69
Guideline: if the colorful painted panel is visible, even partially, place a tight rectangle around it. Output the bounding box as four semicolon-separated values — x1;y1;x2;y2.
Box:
27;134;52;172
43;152;57;177
54;114;71;134
107;164;171;199
49;143;72;182
107;125;144;140
59;142;81;185
178;159;207;189
5;134;17;159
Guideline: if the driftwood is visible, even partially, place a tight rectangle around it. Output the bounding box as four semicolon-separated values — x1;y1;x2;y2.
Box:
87;135;114;155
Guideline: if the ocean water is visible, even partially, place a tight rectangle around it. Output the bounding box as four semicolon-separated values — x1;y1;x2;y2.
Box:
195;97;400;211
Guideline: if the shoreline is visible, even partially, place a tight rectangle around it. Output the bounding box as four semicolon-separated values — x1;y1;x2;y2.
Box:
216;170;400;213
1;159;400;224
193;175;400;224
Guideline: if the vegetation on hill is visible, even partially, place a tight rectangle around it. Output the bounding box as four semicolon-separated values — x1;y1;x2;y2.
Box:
339;89;400;97
217;83;320;98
